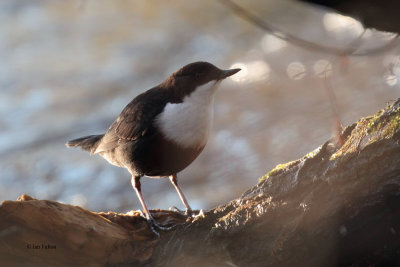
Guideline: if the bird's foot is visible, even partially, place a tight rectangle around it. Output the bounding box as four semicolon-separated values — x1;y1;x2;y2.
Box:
138;210;147;219
148;217;176;234
147;218;161;237
192;209;205;218
138;210;176;236
185;209;194;217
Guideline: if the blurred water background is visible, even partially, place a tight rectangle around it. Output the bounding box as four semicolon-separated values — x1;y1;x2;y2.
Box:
1;0;399;212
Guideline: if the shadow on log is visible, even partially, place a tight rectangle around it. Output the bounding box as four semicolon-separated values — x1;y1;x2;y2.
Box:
1;99;400;266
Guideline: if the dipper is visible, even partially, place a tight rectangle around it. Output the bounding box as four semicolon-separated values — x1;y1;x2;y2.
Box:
66;62;240;233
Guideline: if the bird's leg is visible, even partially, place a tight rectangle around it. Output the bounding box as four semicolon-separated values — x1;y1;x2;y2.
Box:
169;174;193;216
131;176;174;235
131;176;152;220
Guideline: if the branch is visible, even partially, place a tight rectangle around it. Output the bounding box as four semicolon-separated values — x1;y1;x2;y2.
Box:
1;99;400;266
218;0;400;56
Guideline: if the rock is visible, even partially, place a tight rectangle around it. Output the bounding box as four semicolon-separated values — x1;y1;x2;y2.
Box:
1;99;400;266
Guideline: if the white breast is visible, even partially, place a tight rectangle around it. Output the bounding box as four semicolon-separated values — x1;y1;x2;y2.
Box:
155;81;220;148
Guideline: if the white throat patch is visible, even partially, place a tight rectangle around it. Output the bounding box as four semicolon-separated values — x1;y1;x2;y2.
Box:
155;80;221;148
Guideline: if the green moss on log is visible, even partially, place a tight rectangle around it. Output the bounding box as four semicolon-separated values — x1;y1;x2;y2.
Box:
259;101;400;181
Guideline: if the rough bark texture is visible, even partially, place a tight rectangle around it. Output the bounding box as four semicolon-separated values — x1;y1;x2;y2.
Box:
1;100;400;266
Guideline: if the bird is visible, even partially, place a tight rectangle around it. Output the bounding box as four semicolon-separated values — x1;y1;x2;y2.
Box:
66;61;240;234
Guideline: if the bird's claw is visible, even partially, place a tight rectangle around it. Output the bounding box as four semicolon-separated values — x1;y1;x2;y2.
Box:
192;209;205;218
138;210;147;219
147;219;161;237
185;209;194;217
148;218;176;234
137;210;176;236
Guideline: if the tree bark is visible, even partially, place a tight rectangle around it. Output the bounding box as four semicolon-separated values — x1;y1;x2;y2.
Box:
1;99;400;266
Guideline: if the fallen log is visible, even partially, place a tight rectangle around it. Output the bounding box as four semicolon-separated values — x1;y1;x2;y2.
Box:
1;99;400;266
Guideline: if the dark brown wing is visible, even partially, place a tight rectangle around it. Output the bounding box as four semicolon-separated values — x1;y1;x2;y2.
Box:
94;86;170;153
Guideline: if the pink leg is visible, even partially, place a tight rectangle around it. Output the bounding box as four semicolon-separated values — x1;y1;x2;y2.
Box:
169;174;192;214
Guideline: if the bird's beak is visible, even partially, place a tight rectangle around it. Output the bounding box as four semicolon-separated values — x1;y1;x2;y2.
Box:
219;68;241;80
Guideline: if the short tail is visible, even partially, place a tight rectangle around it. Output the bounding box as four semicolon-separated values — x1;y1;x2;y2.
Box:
66;134;103;154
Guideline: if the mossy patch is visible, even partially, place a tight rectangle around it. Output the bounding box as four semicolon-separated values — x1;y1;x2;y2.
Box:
259;160;300;181
260;100;400;181
330;104;400;160
259;146;323;181
381;111;400;138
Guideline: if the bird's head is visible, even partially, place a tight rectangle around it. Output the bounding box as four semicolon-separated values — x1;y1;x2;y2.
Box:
163;62;240;100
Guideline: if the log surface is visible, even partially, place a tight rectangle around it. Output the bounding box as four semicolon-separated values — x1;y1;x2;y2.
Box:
1;100;400;266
